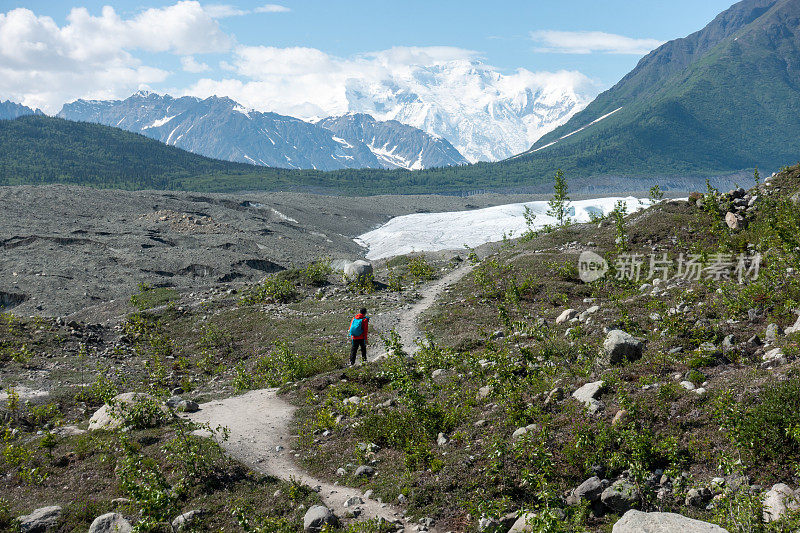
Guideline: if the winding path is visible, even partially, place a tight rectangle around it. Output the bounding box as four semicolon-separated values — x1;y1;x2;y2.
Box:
185;262;475;529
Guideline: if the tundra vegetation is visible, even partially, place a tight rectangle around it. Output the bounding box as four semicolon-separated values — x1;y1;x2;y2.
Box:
2;166;800;531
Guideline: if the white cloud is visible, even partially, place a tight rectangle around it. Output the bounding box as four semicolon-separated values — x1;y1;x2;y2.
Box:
181;56;211;73
186;45;485;118
205;3;290;17
0;3;233;112
530;30;664;55
254;4;291;13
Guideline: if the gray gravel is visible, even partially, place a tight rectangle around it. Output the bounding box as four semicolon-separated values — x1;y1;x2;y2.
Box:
0;185;537;316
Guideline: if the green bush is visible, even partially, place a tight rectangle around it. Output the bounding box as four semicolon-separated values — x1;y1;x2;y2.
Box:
408;256;436;283
241;276;297;304
714;377;800;463
130;284;178;311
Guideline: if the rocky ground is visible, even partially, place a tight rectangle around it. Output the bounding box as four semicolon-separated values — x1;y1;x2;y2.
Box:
0;185;537;317
2;169;800;532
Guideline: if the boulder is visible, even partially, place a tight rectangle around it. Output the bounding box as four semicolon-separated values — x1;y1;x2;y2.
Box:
572;476;604;502
785;314;800;335
89;513;132;533
343;260;373;282
685;487;712;508
303;506;338;533
177;400;199;413
17;506;62;533
602;330;644;365
725;212;745;230
508;512;537;533
612;510;729;532
343;496;364;508
354;465;375;477
512;424;539;439
172;510;204;532
763;483;800;522
556;309;578;325
601;480;640;513
765;323;783;343
572;381;605;414
88;392;167;431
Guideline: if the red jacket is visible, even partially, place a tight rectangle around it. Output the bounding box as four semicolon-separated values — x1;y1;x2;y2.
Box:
350;313;369;341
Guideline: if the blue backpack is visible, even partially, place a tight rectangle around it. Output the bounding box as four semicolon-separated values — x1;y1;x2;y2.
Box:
349;317;365;337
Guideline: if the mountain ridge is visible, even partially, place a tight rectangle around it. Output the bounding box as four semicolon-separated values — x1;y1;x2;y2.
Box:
58;92;468;171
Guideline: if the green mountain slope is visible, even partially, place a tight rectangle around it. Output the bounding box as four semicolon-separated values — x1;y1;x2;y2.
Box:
517;0;800;176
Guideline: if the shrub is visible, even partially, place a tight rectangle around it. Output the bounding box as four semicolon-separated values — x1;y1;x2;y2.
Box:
714;377;800;463
241;276;297;304
130;284;178;311
408;256;436;283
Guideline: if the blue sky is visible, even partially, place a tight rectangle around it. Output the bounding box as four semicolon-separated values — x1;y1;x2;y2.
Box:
0;0;737;113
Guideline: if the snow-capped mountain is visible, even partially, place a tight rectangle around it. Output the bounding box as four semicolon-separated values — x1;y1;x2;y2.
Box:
57;92;467;171
0;100;43;120
342;60;594;162
317;114;466;170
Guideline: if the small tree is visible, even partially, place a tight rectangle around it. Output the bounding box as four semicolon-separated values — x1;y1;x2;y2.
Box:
649;184;664;203
547;169;570;226
612;200;628;252
753;167;761;187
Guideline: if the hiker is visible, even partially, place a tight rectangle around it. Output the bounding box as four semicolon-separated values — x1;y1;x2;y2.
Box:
349;307;369;365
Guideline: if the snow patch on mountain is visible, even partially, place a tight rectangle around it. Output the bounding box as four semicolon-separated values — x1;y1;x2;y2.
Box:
358;197;651;259
344;60;595;162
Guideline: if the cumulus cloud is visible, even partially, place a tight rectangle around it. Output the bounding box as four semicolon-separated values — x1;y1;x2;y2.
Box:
186;45;486;118
0;2;233;112
530;30;664;55
181;56;211;73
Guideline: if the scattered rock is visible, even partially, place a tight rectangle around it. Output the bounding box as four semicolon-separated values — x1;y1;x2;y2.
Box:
172;510;205;532
477;386;492;400
572;476;604;503
601;480;640;513
612;510;728;532
721;335;736;352
17;506;62;533
572;381;604;414
354;465;375;477
612;409;628;426
556;309;578;325
680;381;696;391
508;512;537;533
344;496;364;508
765;323;783;343
602;330;644;365
512;424;539;439
304;506;338;533
763;348;786;365
725;212;745;230
785;314;800;335
763;483;800;522
88;392;167;431
437;433;448;446
177;400;199;413
343;260;373;282
88;513;132;533
685;487;712;508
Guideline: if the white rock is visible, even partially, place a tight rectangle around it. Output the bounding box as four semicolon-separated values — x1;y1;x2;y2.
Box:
763;483;800;522
612;510;727;532
88;392;167;431
556;309;578;324
89;513;132;533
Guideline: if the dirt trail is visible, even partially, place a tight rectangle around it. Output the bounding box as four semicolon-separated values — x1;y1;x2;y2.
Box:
185;264;474;529
371;262;475;359
186;389;410;527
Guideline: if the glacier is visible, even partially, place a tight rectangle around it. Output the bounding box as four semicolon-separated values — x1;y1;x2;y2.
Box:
357;197;651;260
